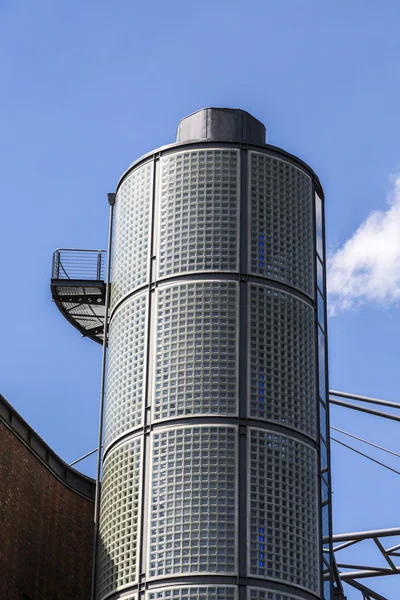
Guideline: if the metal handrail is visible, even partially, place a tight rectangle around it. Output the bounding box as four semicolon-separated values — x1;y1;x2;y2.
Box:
52;249;106;281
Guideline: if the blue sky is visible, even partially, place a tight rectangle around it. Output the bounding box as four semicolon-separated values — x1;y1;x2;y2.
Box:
1;2;399;598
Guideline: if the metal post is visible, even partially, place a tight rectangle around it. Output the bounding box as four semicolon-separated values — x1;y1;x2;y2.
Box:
97;252;102;280
69;446;100;467
52;249;60;279
90;193;115;600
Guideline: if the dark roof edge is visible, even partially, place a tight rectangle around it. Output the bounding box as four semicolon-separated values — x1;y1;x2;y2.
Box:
0;393;95;502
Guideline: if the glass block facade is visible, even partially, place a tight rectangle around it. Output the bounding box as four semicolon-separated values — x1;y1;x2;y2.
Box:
249;588;307;600
249;152;313;296
97;122;332;600
158;150;239;277
248;429;319;592
248;284;316;438
154;281;238;421
148;587;237;600
111;161;153;309
104;292;148;450
97;436;142;599
149;426;237;577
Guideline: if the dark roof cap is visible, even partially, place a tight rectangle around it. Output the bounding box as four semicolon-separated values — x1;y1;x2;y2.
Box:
176;107;266;145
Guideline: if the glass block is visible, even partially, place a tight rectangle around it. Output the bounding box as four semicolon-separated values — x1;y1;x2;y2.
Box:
249;285;316;438
317;257;324;294
111;161;153;309
104;292;148;449
321;476;329;503
158;149;239;277
319;402;328;441
322;504;330;538
248;428;319;594
249;588;311;600
318;328;326;403
249;152;313;296
320;439;328;472
97;436;142;599
318;291;325;331
147;586;237;600
149;426;237;577
153;281;238;420
315;192;323;260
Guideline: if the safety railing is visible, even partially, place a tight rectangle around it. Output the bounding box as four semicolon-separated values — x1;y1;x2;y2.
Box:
52;249;107;281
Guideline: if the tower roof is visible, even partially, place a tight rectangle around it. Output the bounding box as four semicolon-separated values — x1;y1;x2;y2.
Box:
176;107;266;145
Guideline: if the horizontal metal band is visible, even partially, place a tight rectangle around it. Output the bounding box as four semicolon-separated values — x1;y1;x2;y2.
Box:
116;140;324;200
101;575;319;600
109;271;315;323
103;416;317;463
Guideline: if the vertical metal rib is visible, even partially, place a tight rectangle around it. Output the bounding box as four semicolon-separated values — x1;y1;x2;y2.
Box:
90;195;115;600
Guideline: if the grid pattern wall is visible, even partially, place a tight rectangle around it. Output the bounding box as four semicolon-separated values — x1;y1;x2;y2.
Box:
104;292;148;449
97;436;142;600
158;150;239;277
111;161;153;309
149;426;237;577
153;282;238;420
248;285;316;438
248;588;305;600
249;152;313;296
148;586;237;600
249;428;319;594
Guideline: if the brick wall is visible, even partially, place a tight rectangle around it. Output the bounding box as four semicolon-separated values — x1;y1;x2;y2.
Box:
0;420;94;600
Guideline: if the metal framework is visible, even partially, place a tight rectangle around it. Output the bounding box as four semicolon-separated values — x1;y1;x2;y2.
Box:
332;528;400;600
51;249;106;344
53;251;399;600
53;250;400;600
69;388;400;600
329;390;400;600
49;116;398;599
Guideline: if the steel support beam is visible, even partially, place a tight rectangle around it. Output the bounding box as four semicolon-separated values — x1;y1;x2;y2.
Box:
330;390;400;410
331;527;400;544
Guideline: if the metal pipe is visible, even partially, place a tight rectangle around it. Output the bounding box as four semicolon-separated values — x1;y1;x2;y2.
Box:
333;539;359;553
344;579;388;600
330;389;400;410
329;398;400;423
331;437;400;475
340;567;400;580
55;248;106;253
70;446;99;466
373;537;396;570
331;426;400;459
90;196;115;600
331;527;400;543
337;563;389;572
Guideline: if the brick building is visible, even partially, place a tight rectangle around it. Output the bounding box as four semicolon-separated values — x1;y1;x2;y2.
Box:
0;393;95;600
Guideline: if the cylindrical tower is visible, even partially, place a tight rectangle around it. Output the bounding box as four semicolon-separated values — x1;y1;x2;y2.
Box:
96;108;333;600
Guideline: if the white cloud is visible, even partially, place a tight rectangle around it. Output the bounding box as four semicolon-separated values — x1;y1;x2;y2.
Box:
327;175;400;315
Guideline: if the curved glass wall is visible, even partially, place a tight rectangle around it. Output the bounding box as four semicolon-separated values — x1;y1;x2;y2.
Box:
97;141;331;600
